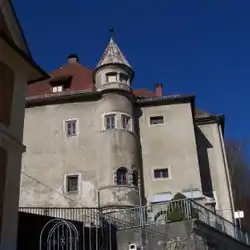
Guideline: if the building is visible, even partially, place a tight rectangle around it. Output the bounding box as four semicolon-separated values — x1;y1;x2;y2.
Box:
19;37;234;224
0;0;47;249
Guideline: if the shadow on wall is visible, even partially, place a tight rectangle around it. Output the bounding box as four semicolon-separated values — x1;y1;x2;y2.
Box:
134;107;147;205
195;126;213;197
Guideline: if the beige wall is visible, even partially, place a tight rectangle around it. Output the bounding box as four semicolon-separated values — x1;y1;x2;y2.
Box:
0;38;28;250
21;93;141;208
139;102;202;201
197;123;234;222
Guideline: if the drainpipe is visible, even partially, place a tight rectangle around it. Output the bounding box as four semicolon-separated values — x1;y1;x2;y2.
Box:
217;124;235;223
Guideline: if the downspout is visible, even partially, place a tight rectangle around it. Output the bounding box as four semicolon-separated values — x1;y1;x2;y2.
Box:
217;124;235;223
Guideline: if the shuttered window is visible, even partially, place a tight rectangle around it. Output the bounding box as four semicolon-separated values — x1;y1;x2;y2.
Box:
0;61;15;126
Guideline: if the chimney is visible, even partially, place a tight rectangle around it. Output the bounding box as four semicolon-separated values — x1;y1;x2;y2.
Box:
155;83;163;97
68;54;79;64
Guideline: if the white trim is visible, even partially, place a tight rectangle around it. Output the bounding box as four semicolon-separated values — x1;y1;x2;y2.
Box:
120;112;133;132
101;112;133;132
63;118;79;137
148;115;165;127
102;112;118;130
63;173;82;194
152;166;172;180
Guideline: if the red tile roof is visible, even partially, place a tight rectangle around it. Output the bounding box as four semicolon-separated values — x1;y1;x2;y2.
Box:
27;61;212;118
27;62;93;96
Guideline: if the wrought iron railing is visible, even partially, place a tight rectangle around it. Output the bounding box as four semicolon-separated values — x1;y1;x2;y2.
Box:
19;198;250;245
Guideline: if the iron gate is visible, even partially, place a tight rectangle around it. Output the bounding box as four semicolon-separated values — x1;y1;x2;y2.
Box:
40;219;79;250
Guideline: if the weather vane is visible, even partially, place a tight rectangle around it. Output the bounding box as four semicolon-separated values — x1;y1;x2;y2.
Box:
109;27;115;38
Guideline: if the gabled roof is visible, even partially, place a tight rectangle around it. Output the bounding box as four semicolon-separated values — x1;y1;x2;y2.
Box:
0;0;31;55
27;61;93;96
96;38;132;69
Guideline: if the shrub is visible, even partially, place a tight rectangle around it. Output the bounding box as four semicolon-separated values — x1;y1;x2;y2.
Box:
167;192;199;222
168;193;187;222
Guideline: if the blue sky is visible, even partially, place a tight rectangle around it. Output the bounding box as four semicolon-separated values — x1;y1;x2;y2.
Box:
14;0;250;142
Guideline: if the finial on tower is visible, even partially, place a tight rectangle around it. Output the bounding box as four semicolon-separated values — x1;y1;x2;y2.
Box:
109;27;115;38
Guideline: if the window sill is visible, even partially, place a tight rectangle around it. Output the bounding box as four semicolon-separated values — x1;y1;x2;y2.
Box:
152;177;171;181
66;191;79;195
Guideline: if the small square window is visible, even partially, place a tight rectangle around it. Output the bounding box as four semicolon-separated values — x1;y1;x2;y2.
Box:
154;168;169;179
66;175;79;193
150;116;164;125
106;73;117;83
105;114;116;130
121;114;131;130
52;86;63;93
120;73;128;84
65;120;77;136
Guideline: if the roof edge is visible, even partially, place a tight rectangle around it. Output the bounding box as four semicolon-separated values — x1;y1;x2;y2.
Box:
195;115;225;134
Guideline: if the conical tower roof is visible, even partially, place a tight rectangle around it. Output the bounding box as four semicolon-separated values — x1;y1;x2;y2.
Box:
96;38;132;69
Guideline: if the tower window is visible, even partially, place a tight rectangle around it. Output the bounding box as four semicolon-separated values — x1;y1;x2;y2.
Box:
154;168;169;179
104;114;116;130
132;170;139;187
121;114;131;130
52;85;63;93
116;167;128;185
120;73;128;84
66;175;79;193
65;120;77;136
106;72;117;83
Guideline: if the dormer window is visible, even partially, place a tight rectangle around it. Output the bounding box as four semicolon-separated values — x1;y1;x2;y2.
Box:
49;76;72;93
52;85;63;93
120;73;128;84
106;72;117;83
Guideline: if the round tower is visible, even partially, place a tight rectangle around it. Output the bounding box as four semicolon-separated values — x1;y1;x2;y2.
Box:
93;38;141;209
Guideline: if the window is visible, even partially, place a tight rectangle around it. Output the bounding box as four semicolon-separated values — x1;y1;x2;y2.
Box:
104;114;116;130
66;175;79;193
0;61;15;126
121;114;131;130
65;120;77;136
150;116;164;125
154;168;169;179
120;73;128;84
132;170;139;187
106;73;117;83
52;86;63;93
116;167;128;185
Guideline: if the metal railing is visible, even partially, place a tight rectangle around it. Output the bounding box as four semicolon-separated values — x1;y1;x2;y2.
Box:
19;198;250;245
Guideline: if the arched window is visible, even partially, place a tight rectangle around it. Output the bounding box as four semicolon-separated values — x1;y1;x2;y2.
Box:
132;170;139;187
116;167;128;185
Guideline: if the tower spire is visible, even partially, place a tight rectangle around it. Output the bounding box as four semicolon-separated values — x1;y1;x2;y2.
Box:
95;37;132;69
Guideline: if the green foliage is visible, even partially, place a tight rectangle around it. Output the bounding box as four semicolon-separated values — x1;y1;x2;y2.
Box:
168;193;187;222
173;192;187;200
167;192;199;222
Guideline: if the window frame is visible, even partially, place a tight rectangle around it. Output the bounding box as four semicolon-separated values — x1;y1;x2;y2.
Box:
149;115;165;126
63;173;81;194
64;119;78;137
121;114;132;131
132;170;139;187
119;73;129;84
116;167;128;185
103;113;117;130
152;167;171;180
106;72;118;83
52;85;63;93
